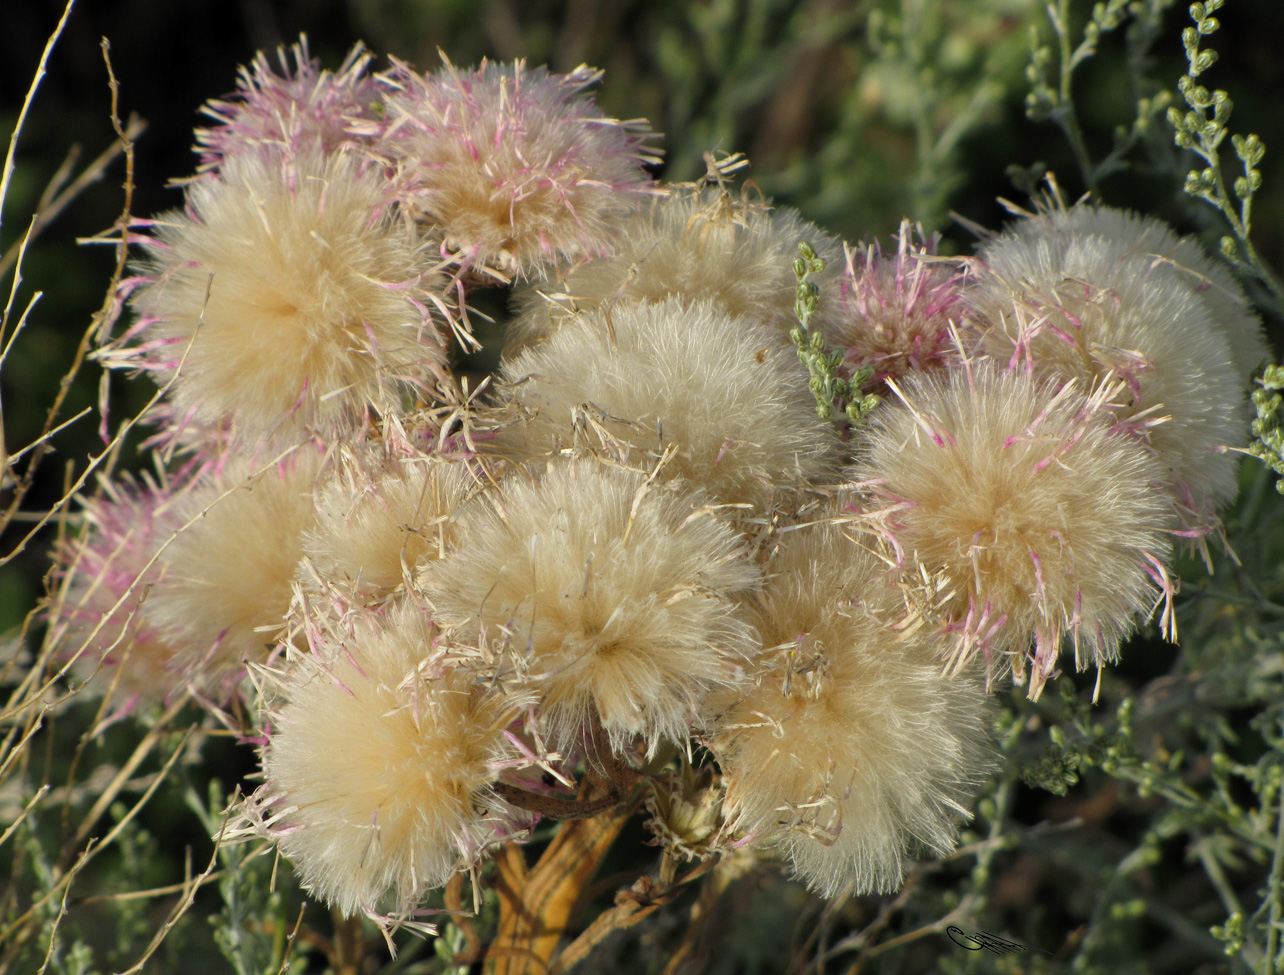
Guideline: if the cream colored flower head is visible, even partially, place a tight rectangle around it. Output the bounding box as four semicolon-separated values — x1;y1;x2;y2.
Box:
508;185;843;349
300;448;477;608
128;149;450;446
374;58;658;278
708;521;994;896
964;214;1246;512
255;603;534;919
418;457;761;757
491;297;844;511
145;449;324;698
986;200;1267;383
853;362;1175;697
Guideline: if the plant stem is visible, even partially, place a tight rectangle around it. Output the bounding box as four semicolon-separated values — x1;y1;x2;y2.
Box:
1054;0;1098;193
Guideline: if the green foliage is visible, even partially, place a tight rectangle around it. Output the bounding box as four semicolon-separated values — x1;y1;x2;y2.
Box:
996;459;1284;974
1168;0;1284;311
789;242;878;424
2;783;197;975
1025;0;1179;195
1250;364;1284;494
185;782;291;975
860;0;1036;227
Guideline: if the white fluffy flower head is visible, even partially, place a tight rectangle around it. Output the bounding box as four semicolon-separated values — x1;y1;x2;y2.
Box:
419;458;760;756
708;523;993;895
126;150;449;445
493;297;843;511
375;57;659;277
854;363;1175;696
256;605;534;918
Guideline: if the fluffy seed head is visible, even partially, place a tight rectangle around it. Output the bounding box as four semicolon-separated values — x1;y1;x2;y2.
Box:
987;200;1267;383
965;216;1246;510
257;604;533;917
127;150;449;445
854;364;1175;695
491;297;844;510
301;451;476;607
708;523;993;896
49;473;183;706
374;58;658;277
145;451;323;697
508;186;843;348
194;38;384;173
418;458;760;755
830;220;966;384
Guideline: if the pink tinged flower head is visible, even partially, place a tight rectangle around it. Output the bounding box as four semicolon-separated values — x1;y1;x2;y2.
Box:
418;457;761;757
707;523;994;896
830;219;967;384
854;364;1176;697
144;450;323;699
255;603;535;918
300;450;476;607
492;297;844;511
964;214;1247;511
194;37;384;173
126;149;451;447
508;186;844;349
374;58;659;277
989;200;1267;384
49;472;184;706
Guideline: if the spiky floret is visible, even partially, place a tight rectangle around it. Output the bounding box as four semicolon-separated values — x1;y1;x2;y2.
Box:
254;603;534;919
853;363;1175;697
829;220;967;384
124;149;449;446
490;297;844;511
193;37;384;173
508;185;843;349
707;522;993;896
48;471;184;707
372;57;658;277
418;457;761;756
144;450;323;698
964;215;1246;512
987;199;1267;383
300;449;477;606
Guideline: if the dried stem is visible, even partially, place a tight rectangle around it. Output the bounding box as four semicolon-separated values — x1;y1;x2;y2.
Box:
485;781;642;974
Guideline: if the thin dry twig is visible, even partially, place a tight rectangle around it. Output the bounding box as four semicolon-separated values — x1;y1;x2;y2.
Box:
117;805;226;974
0;34;140;551
0;116;146;283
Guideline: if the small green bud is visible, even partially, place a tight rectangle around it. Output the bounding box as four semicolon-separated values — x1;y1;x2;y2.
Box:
1211;911;1245;955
